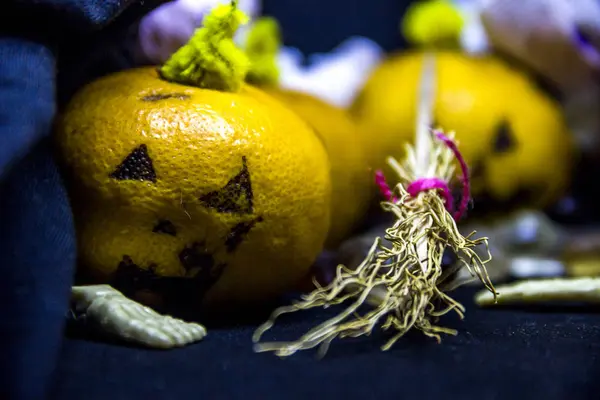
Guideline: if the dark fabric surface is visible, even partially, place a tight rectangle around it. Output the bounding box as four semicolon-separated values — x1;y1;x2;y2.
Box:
0;37;57;176
0;139;77;400
0;1;162;399
54;286;600;400
0;38;76;400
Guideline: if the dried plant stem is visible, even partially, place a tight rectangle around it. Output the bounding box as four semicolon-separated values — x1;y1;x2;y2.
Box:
476;277;600;306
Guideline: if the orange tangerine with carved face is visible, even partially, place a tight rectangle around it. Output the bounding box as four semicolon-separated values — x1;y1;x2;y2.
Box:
351;50;574;210
55;67;331;310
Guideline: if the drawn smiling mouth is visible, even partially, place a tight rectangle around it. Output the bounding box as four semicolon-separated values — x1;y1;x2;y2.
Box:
109;214;265;313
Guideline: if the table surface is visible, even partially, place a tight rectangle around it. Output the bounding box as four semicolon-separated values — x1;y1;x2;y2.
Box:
53;286;600;400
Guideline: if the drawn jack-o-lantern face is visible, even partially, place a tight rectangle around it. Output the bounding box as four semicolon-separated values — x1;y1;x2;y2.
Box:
56;67;332;310
351;51;574;210
82;152;266;310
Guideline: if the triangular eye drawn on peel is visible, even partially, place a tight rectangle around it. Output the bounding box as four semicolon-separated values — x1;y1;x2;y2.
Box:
109;144;157;183
492;119;516;153
199;156;254;215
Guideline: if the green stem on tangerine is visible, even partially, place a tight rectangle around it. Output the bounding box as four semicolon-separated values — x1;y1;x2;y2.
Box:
401;0;465;49
159;0;250;92
244;17;282;87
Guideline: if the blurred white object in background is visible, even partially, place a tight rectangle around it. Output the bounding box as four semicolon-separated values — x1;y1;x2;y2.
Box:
511;258;565;278
453;0;600;150
454;0;489;54
476;0;600;95
277;37;385;108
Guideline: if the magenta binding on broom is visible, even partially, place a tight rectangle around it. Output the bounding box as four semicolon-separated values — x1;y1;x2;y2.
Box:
374;129;471;221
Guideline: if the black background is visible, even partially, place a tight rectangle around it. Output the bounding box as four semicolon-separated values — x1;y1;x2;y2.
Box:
262;0;410;53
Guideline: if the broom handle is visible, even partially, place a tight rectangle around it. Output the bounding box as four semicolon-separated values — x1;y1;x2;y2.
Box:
414;52;437;274
415;52;437;178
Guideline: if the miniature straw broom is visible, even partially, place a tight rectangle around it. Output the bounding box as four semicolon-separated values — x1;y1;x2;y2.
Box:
253;53;497;357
